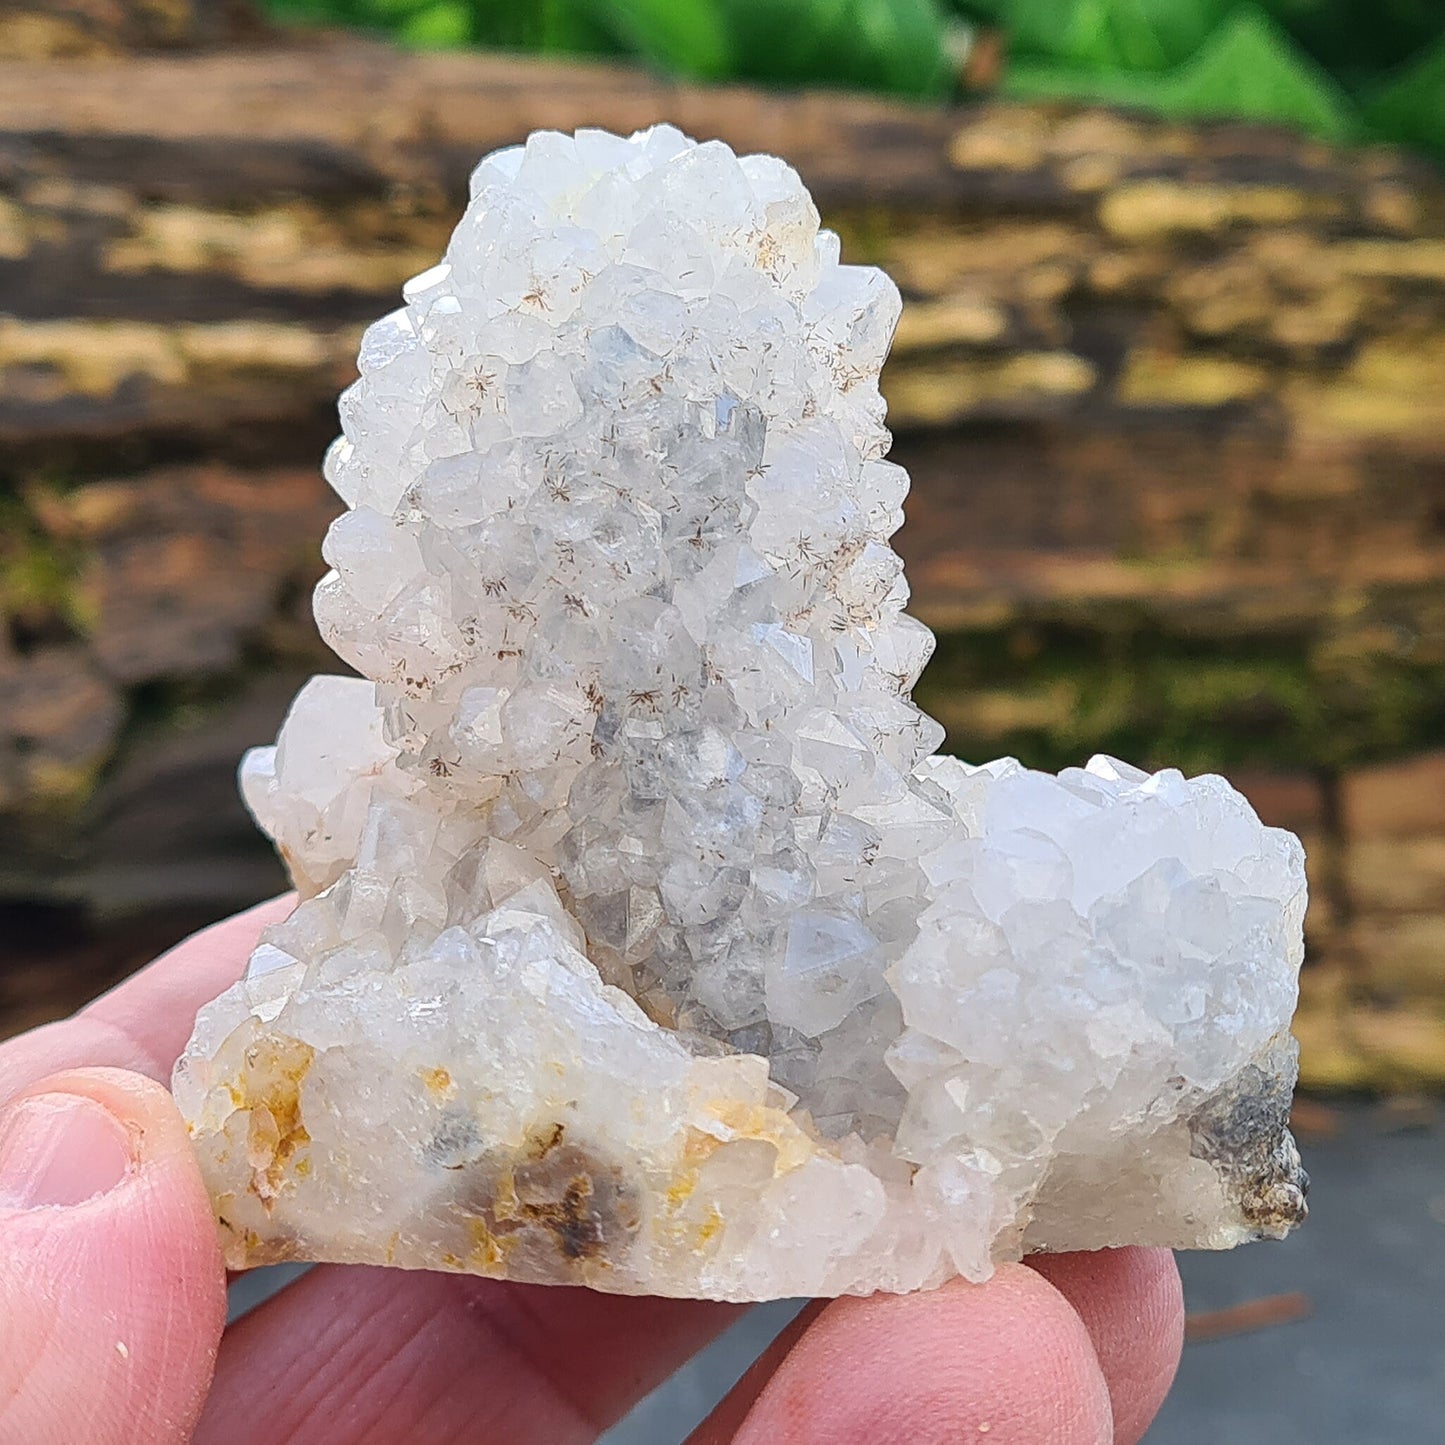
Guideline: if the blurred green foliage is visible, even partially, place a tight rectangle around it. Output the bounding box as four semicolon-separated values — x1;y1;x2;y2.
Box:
1000;9;1356;143
972;1;1438;153
914;619;1445;776
262;0;1443;159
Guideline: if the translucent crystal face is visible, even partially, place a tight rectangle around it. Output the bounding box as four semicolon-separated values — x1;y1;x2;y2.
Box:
175;127;1308;1301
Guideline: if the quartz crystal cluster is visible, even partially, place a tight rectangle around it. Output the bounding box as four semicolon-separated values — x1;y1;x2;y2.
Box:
175;126;1308;1300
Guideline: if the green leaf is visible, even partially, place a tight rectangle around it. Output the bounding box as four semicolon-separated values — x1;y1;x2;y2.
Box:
581;0;734;78
1005;7;1359;144
1001;0;1232;72
1165;8;1357;140
724;0;954;97
1003;59;1182;109
364;0;438;19
996;0;1094;63
448;1;531;47
1096;0;1235;70
447;0;620;53
847;0;956;93
940;0;1006;19
1258;0;1443;81
397;1;471;46
531;0;626;55
1364;33;1445;160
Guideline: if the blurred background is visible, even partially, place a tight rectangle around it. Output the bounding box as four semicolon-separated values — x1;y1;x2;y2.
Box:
2;1;1443;1439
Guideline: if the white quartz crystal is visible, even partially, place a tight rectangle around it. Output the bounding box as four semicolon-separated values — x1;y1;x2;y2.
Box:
174;126;1308;1300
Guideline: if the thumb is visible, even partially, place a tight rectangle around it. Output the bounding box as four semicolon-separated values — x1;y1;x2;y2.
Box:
0;1067;227;1445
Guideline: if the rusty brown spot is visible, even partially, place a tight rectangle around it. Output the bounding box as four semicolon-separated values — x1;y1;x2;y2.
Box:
498;1146;609;1261
503;1165;606;1260
218;1211;298;1268
455;1126;640;1270
235;1035;314;1211
531;1121;566;1158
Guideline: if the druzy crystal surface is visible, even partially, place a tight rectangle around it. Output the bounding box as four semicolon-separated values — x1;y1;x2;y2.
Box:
175;126;1308;1300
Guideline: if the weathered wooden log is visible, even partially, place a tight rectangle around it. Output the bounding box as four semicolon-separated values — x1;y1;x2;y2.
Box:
2;41;1443;1082
0;0;265;60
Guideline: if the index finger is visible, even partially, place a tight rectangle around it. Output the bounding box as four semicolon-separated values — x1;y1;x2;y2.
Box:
689;1251;1184;1444
692;1264;1116;1445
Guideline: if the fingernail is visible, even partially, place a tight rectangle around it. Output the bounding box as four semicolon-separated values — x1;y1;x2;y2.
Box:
0;1093;135;1209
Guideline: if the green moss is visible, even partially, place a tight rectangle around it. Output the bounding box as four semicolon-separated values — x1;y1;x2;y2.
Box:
826;210;908;270
917;619;1445;773
0;493;86;641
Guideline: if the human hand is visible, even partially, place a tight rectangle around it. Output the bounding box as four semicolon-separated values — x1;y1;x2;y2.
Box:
0;898;1184;1444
